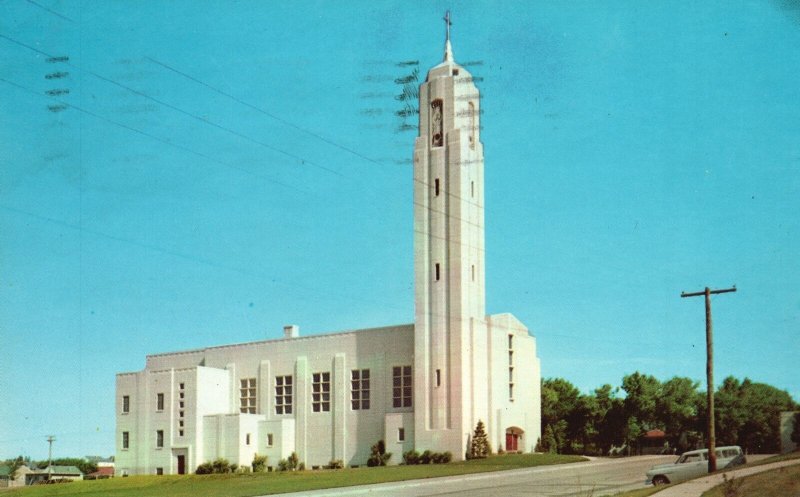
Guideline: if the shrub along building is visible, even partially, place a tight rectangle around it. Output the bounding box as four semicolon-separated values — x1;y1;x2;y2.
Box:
116;19;542;475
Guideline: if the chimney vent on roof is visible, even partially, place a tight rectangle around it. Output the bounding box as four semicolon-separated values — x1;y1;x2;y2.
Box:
284;325;299;338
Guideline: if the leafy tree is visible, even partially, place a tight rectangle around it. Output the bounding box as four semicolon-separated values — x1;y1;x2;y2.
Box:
657;377;704;450
467;420;491;459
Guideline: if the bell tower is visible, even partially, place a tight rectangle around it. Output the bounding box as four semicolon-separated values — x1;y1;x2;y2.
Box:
413;12;486;456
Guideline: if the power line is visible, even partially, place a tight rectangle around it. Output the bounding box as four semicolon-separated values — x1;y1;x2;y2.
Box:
0;33;341;177
0;77;304;194
145;56;381;167
25;0;75;23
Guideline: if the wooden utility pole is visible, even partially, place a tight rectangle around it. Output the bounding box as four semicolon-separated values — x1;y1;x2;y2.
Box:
46;435;56;475
681;286;736;473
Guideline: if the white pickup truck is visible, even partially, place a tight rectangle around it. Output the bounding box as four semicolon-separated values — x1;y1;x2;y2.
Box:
645;446;747;486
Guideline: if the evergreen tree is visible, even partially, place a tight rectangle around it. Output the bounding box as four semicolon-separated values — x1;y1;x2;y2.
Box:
468;420;491;459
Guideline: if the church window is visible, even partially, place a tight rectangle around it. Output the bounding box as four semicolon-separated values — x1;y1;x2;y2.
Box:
471;181;474;198
435;178;440;196
156;467;163;475
122;395;130;413
156;430;164;448
436;369;441;387
246;433;251;445
392;366;412;408
452;68;459;76
471;264;475;282
312;372;331;412
267;433;274;446
240;378;257;414
398;428;405;441
351;369;370;410
508;335;515;401
431;99;443;147
275;375;293;415
122;431;129;449
435;263;441;281
156;393;164;411
469;101;476;149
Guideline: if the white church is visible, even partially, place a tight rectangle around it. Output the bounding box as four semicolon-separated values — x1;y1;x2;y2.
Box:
116;19;542;475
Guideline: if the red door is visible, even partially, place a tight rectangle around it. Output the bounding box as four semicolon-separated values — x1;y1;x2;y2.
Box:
177;455;186;475
506;433;519;452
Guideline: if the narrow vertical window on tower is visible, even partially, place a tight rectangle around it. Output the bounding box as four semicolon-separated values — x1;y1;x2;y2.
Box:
471;180;475;198
435;263;441;281
471;264;475;282
431;99;443;147
508;335;515;401
434;178;440;196
469;101;476;149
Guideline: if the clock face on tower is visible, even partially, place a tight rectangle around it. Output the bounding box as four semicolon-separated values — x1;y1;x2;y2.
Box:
431;99;443;147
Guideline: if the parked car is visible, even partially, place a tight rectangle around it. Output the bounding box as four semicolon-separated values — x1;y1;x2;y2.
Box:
645;445;746;486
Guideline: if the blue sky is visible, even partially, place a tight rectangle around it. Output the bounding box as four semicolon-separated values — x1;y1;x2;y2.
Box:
1;1;798;460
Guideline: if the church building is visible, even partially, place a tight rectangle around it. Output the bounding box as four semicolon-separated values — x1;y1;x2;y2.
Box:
116;19;541;476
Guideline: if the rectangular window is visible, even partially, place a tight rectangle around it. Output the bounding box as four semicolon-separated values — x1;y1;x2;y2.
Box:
246;433;251;445
179;430;184;437
351;369;371;410
398;428;405;442
267;433;274;447
157;393;164;411
435;263;441;281
509;367;514;382
179;401;184;409
435;178;440;196
179;383;185;390
312;372;331;412
275;375;293;415
179;411;184;418
509;350;513;365
392;366;412;408
179;420;184;427
240;378;257;414
122;395;130;413
156;468;163;476
156;430;164;448
471;264;475;282
508;334;513;350
122;431;129;449
471;180;475;197
436;369;441;387
180;392;184;399
509;383;514;400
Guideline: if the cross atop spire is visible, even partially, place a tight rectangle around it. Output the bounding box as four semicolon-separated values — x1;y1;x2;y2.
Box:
442;10;454;62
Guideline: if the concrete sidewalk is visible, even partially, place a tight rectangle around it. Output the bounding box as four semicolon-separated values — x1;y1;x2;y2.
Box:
653;459;800;497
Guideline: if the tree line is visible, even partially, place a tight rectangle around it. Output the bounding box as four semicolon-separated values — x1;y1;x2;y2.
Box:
538;373;798;455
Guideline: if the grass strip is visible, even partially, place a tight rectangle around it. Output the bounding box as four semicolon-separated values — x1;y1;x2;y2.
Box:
4;453;587;497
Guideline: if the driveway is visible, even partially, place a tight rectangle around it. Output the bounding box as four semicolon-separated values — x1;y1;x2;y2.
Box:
262;455;676;497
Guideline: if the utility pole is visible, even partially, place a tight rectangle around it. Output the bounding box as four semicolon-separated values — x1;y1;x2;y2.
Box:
46;435;56;474
681;286;736;473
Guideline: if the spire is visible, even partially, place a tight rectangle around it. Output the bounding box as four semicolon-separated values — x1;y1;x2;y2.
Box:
443;10;454;62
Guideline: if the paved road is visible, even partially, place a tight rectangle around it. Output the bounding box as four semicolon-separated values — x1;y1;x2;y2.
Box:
264;455;676;497
653;457;798;497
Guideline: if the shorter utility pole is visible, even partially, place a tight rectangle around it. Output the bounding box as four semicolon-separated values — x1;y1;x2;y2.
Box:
681;285;736;473
46;435;56;474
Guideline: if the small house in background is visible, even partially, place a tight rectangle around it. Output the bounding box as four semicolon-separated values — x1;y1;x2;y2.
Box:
85;465;115;480
640;429;670;455
25;466;83;485
0;465;36;488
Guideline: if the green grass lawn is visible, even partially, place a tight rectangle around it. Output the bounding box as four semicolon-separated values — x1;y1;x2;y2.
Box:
700;463;800;497
2;453;587;497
